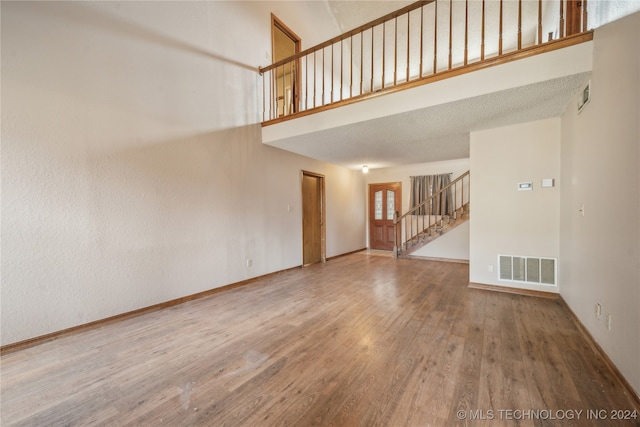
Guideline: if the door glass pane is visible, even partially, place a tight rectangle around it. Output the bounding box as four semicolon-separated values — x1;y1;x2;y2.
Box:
374;191;383;220
387;191;395;220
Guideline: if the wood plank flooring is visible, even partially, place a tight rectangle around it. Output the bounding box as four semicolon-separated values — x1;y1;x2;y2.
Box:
1;253;638;426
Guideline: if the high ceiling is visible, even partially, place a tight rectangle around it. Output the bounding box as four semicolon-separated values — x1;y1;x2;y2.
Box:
263;1;584;169
264;1;635;170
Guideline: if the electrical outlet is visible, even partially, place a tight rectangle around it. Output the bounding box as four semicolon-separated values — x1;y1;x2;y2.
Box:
606;314;612;331
595;303;601;319
246;258;252;268
488;264;494;273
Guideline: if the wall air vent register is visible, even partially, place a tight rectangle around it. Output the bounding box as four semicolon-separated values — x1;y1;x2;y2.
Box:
498;255;557;286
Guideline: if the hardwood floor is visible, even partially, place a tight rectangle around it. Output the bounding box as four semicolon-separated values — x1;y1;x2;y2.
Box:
1;253;638;426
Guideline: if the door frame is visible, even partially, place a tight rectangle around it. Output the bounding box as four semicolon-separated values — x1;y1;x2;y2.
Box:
271;14;301;116
301;170;326;266
368;182;402;251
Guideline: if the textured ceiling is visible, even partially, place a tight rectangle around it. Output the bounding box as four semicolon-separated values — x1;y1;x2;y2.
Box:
269;72;591;169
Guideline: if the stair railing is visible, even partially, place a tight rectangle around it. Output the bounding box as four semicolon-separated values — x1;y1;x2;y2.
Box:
260;0;591;123
394;170;470;257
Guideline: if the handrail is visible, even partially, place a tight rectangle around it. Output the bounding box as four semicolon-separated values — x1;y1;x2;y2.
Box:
259;1;432;74
396;171;469;221
394;170;470;257
259;0;591;123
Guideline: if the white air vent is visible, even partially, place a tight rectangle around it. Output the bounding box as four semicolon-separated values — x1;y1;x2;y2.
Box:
498;255;557;286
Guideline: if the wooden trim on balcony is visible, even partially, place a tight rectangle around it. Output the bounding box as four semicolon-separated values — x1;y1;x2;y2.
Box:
260;1;432;74
262;31;593;127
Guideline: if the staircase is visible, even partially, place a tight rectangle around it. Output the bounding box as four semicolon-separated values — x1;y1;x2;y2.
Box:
394;171;470;258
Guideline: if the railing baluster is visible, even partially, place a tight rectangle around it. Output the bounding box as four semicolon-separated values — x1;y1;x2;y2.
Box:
382;22;386;89
419;5;424;78
322;48;325;105
464;0;468;66
370;27;374;93
462;178;464;214
406;12;410;81
271;70;275;120
560;0;565;38
360;33;364;95
404;216;407;251
411;215;418;242
454;183;457;218
448;0;452;70
291;60;296;114
340;41;343;101
349;38;353;99
537;0;543;44
276;65;284;116
278;64;284;116
481;0;485;60
499;0;503;55
331;44;334;103
434;0;438;73
394;17;398;86
262;72;266;121
518;0;522;50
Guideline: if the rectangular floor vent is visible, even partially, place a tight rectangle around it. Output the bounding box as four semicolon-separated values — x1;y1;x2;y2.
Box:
498;255;557;286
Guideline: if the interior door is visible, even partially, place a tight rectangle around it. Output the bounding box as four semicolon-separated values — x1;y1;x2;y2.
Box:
369;182;401;251
302;171;325;265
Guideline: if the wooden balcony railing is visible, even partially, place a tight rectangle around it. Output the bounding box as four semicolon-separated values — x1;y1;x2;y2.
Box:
260;0;592;124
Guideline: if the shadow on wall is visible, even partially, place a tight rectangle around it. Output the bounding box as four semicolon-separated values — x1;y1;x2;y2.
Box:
84;124;268;263
3;1;261;151
17;1;259;72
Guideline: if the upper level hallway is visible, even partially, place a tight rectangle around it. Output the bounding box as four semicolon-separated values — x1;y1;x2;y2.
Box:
259;0;621;170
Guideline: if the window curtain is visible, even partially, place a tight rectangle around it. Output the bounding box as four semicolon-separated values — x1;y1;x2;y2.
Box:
410;173;453;216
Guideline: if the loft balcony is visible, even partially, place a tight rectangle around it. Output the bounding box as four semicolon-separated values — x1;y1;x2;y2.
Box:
259;0;594;169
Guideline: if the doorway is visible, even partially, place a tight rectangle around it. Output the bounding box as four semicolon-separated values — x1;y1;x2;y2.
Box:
272;14;301;117
302;171;325;265
369;182;402;251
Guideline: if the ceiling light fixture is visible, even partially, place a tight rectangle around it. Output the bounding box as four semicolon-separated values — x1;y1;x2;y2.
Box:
362;165;369;173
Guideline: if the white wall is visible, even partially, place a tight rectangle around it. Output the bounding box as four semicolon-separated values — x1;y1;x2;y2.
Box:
365;158;470;255
0;1;365;346
366;159;470;213
411;221;469;260
560;12;640;396
470;118;561;292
